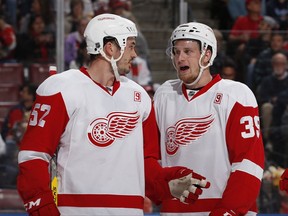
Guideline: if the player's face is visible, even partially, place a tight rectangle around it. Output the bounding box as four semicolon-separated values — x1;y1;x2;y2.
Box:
117;37;137;75
172;40;201;84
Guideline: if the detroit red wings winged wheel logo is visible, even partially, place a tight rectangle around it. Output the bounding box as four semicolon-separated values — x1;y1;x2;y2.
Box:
166;114;214;155
87;111;140;147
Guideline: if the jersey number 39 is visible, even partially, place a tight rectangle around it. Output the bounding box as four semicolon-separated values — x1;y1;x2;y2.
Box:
240;115;260;139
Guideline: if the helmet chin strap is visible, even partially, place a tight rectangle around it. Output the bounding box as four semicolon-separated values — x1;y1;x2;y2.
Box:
110;57;120;81
100;49;124;81
183;51;210;88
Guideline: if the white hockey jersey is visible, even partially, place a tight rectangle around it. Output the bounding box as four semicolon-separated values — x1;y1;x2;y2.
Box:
154;75;265;216
18;67;159;215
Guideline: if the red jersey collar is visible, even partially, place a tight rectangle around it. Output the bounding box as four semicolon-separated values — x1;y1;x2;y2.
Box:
182;74;221;101
80;66;120;95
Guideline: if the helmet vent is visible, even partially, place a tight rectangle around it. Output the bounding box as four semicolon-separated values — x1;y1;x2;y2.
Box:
189;29;200;33
94;42;100;51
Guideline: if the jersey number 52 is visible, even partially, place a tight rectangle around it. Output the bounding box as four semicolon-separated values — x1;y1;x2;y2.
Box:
29;103;51;127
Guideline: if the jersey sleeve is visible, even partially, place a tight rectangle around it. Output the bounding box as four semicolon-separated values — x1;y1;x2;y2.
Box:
143;103;160;160
215;90;265;214
17;91;69;203
143;103;171;204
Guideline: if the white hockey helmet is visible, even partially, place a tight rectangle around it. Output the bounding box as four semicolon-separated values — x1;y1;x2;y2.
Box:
168;22;217;66
84;13;138;55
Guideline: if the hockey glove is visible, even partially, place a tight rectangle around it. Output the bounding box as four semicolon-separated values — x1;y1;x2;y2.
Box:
209;208;237;216
280;169;288;193
23;190;60;216
163;166;210;204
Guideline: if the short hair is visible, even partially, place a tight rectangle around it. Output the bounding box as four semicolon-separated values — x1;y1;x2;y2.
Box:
20;82;38;101
70;0;84;11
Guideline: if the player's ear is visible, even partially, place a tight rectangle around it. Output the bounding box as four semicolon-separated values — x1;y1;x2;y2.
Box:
203;49;212;66
103;41;114;57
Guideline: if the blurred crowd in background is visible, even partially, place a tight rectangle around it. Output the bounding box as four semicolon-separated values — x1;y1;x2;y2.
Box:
0;0;288;213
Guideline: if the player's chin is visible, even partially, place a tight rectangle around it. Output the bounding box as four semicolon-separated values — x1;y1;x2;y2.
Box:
119;68;130;75
178;72;191;82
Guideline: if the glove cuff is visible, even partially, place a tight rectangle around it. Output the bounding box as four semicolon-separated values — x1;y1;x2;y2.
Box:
24;190;56;214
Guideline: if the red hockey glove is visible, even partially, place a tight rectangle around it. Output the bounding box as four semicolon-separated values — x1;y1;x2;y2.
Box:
163;166;210;204
280;169;288;193
23;190;60;216
209;208;237;216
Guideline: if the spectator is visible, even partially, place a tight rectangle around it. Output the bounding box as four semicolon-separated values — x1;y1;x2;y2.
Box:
228;0;263;48
65;0;87;35
18;0;55;35
252;32;287;91
245;15;279;88
93;0;110;15
270;91;288;167
1;0;18;31
266;0;288;30
17;0;34;25
16;15;55;63
69;40;90;69
0;131;17;186
126;56;152;86
0;82;37;187
109;0;150;62
1;82;37;143
228;0;264;82
64;16;90;69
227;0;266;21
210;29;230;75
64;0;94;18
109;0;135;23
210;0;233;33
227;0;247;21
220;57;238;80
0;12;16;62
142;84;156;99
257;52;288;166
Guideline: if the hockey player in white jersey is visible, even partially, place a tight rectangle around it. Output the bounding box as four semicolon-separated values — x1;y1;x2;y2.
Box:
153;22;265;215
17;14;211;216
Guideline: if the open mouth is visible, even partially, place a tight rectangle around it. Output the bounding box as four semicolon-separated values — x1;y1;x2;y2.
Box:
180;66;189;71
